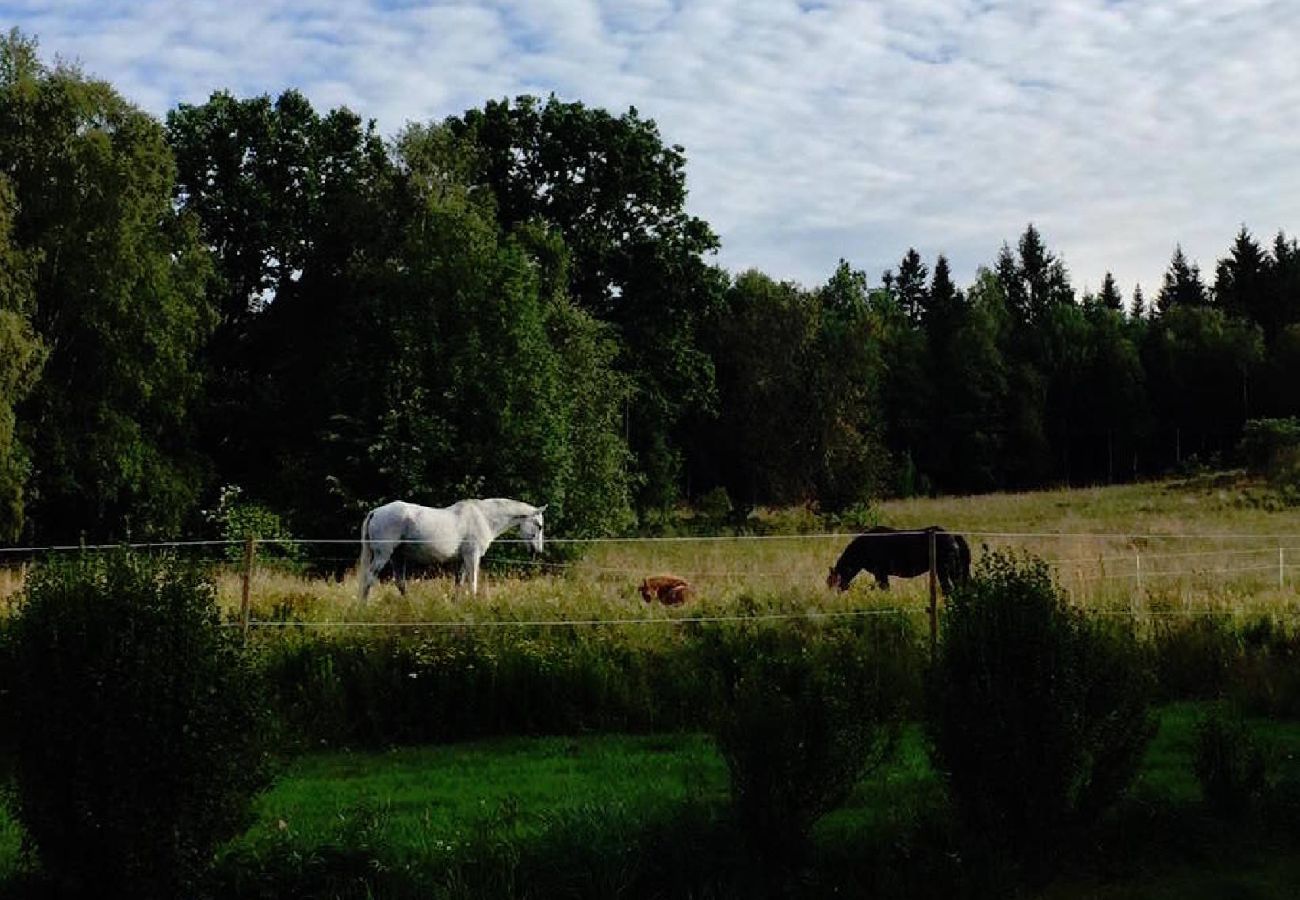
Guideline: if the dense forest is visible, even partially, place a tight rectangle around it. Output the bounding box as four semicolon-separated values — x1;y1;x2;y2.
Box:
3;31;1300;545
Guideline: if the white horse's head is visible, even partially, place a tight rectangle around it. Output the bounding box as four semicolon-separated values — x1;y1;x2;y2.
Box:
519;504;547;553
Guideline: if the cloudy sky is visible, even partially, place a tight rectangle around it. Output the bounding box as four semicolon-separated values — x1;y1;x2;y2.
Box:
5;0;1299;298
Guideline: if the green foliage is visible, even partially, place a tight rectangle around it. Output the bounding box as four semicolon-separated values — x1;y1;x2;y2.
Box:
0;31;214;541
1157;245;1209;313
695;615;916;878
1221;617;1300;718
0;172;42;541
440;95;724;513
3;551;274;897
166;92;635;545
5;25;1300;540
202;484;303;567
1143;304;1265;470
1239;418;1300;496
1193;707;1269;820
705;266;887;511
1151;616;1242;701
926;552;1156;871
257;627;702;747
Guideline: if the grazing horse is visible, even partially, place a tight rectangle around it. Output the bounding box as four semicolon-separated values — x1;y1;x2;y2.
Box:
639;575;694;606
826;526;970;594
357;498;546;601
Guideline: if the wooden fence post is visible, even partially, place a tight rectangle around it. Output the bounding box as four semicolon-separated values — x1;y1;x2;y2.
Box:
240;536;255;638
928;528;938;657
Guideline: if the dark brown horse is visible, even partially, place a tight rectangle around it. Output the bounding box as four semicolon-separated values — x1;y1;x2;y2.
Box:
826;526;970;593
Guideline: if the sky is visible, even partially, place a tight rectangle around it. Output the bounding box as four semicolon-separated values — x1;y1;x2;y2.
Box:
5;0;1299;299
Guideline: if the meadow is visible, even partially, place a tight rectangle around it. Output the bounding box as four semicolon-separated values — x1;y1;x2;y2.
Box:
183;472;1300;628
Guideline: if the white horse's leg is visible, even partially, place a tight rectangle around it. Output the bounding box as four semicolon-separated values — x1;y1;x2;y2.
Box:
460;546;483;596
360;541;397;602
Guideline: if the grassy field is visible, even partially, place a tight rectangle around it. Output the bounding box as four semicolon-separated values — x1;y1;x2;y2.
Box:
183;473;1300;626
3;474;1300;621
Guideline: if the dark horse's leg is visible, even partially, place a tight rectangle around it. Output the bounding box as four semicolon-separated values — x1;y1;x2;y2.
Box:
874;570;890;590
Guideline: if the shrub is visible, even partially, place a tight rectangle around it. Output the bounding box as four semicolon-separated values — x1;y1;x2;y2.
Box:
202;483;303;569
694;614;917;881
1239;417;1300;475
1151;616;1241;701
1229;618;1300;717
256;626;706;747
1193;706;1269;820
1239;418;1300;503
926;552;1156;873
3;551;275;897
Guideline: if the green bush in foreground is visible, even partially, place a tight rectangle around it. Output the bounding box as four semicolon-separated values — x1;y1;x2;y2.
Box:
696;614;917;883
4;552;275;898
1193;706;1269;820
926;552;1156;876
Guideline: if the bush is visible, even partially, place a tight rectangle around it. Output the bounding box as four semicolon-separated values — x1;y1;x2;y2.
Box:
257;626;706;747
1239;417;1300;475
1151;616;1241;701
3;551;275;897
1239;418;1300;503
1193;706;1269;820
1229;618;1300;717
926;552;1156;874
694;614;917;882
202;483;303;570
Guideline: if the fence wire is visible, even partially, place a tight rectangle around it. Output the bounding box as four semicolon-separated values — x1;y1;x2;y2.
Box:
4;530;1299;631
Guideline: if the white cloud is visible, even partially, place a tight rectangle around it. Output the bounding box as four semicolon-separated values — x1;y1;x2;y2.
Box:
6;0;1299;297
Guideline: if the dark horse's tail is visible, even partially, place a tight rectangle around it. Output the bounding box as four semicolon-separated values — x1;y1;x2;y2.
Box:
954;534;972;583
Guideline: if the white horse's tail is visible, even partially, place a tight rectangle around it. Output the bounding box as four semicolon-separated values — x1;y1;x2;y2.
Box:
357;509;376;602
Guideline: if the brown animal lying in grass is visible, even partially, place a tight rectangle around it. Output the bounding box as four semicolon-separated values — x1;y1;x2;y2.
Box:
639;575;693;606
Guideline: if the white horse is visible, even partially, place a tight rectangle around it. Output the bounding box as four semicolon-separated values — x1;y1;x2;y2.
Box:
357;498;546;601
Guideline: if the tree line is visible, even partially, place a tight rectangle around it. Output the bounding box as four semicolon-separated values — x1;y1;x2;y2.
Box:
2;30;1299;546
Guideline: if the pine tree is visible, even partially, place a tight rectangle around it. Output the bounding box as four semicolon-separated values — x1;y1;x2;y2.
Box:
1131;284;1147;320
893;248;929;325
1215;227;1278;338
1099;272;1123;311
925;254;963;341
1274;231;1300;333
1156;246;1208;314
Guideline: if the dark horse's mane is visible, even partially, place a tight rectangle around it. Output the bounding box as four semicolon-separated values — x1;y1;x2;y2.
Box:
828;525;971;593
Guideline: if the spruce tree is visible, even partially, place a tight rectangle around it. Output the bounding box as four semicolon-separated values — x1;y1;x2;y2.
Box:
1099;272;1124;311
1157;246;1208;314
1131;284;1147;320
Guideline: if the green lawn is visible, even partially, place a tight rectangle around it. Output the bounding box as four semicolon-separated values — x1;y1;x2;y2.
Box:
4;705;1300;896
238;732;727;855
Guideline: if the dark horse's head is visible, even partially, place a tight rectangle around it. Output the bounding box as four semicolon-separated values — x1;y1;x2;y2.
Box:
826;525;897;592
